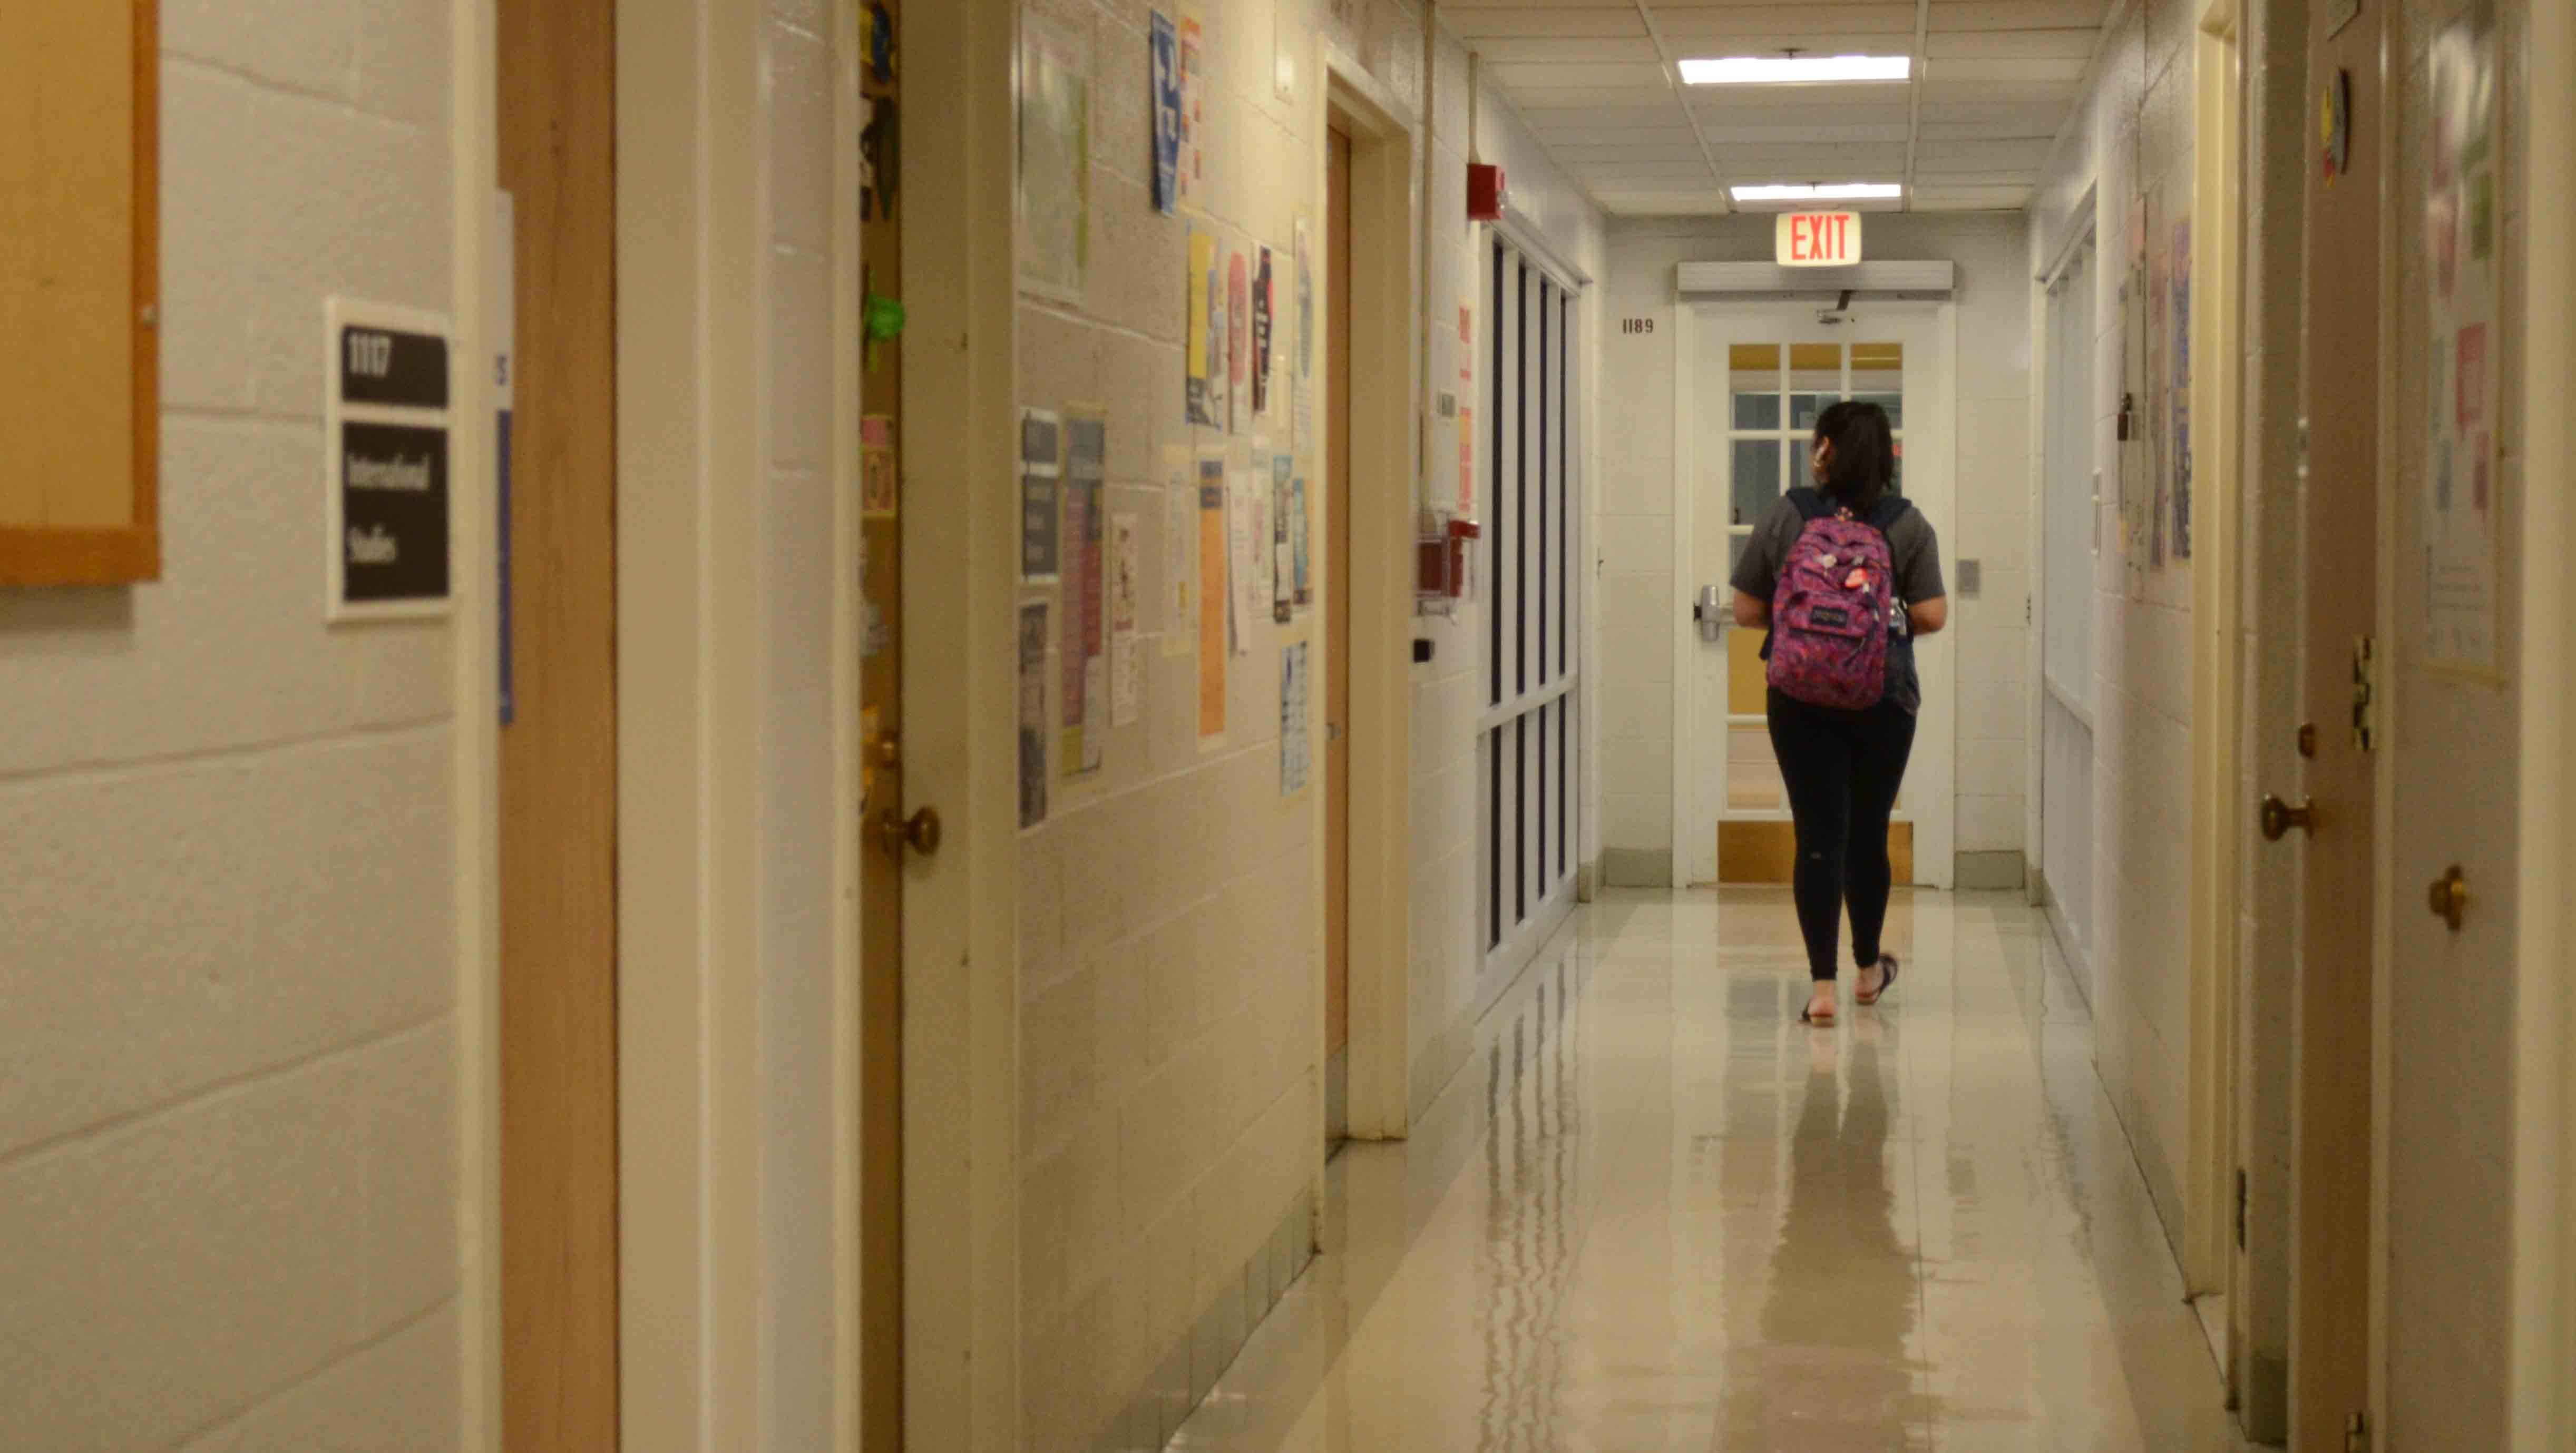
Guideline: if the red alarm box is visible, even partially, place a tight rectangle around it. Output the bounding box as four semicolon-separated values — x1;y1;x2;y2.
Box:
1468;163;1507;221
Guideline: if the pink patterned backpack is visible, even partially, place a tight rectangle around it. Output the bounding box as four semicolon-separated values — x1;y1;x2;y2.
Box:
1767;488;1904;710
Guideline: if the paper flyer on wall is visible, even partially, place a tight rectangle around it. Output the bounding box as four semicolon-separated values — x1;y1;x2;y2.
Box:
1163;445;1197;654
1295;215;1314;383
1149;12;1180;217
1187;228;1225;427
1016;18;1090;301
1253;246;1275;416
1061;414;1108;775
1196;457;1228;738
2421;2;2500;672
861;414;897;518
1110;512;1141;726
1229;469;1262;657
1018;601;1049;829
2170;218;2193;560
1227;247;1250;432
1020;408;1061;582
1177;12;1206;211
1290;472;1311;608
1270;450;1293;623
1279;642;1310;796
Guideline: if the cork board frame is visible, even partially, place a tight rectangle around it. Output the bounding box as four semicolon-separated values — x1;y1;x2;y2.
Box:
0;0;160;585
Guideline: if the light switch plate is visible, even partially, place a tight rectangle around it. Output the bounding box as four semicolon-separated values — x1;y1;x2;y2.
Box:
1957;558;1982;597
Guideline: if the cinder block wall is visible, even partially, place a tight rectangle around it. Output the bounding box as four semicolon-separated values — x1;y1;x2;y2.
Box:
0;4;467;1450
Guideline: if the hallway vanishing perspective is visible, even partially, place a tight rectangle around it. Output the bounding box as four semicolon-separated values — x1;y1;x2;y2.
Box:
1172;892;2255;1453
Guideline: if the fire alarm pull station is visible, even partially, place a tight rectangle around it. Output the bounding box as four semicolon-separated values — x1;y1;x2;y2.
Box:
1418;511;1479;615
1468;163;1507;222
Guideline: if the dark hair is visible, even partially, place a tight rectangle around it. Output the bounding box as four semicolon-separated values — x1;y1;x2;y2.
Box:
1812;400;1896;510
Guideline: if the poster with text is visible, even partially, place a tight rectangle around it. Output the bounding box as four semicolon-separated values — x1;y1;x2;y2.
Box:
1270;450;1293;623
1290;472;1311;608
1150;12;1180;215
1061;414;1107;775
1163;445;1197;654
1227;247;1250;431
2421;1;2500;672
1017;19;1090;301
1197;458;1229;738
1019;601;1049;828
2171;218;2193;560
1230;467;1263;656
1253;247;1275;416
1177;12;1206;211
1020;408;1061;582
1187;228;1226;427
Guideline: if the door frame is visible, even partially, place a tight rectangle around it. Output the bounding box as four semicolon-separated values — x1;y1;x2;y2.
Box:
2183;0;2247;1311
1324;54;1418;1143
2514;4;2576;1445
1670;293;1961;891
2029;199;2098;979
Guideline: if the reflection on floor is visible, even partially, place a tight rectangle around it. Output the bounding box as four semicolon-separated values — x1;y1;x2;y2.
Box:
1169;889;2261;1452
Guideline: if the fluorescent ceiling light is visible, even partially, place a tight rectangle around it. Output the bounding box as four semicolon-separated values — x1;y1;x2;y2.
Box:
1731;183;1905;202
1679;54;1911;85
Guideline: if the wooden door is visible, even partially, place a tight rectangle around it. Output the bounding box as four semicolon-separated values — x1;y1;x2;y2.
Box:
2286;11;2379;1449
858;0;906;1440
497;0;619;1446
1324;125;1352;1145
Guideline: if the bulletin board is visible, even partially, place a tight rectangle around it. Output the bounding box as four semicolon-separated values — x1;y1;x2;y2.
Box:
0;0;159;585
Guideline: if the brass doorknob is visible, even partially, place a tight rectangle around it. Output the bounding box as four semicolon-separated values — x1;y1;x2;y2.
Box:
879;805;942;858
2427;865;2468;931
2259;794;2314;841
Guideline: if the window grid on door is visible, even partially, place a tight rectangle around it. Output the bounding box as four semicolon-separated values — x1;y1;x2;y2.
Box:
1721;339;1908;822
1483;236;1579;954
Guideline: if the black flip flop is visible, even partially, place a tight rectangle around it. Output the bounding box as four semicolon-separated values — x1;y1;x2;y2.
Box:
1856;954;1901;1007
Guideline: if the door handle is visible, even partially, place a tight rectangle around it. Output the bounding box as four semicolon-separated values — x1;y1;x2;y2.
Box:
2427;864;2468;931
879;805;942;859
2259;794;2313;841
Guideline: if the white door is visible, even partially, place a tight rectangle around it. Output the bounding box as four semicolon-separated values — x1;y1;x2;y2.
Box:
1674;301;1958;889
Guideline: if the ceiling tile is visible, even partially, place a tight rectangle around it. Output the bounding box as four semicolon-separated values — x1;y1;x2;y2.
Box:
1490;61;1675;90
1923;56;2090;82
1930;0;2111;30
1468;36;1665;62
1447;8;1651;37
1908;184;2036;210
1925;30;2101;59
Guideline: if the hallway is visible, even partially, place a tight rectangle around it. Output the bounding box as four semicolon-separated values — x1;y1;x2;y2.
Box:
1172;891;2255;1452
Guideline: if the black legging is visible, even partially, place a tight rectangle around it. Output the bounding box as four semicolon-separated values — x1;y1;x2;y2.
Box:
1765;687;1917;981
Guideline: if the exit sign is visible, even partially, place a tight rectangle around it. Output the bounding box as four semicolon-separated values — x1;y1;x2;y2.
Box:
1776;211;1862;267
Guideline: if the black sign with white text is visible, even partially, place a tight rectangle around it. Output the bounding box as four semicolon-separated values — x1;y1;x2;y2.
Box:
339;325;451;409
340;421;451;604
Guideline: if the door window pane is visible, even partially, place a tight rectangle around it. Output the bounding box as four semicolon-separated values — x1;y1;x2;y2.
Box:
1729;343;1781;429
1730;439;1782;526
1851;340;1904;427
1789;341;1842;429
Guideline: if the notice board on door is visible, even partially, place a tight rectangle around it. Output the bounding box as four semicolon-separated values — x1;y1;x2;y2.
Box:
0;0;160;585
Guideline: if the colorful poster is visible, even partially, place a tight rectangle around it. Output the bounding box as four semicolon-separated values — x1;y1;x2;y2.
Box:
2171;218;2193;560
1227;247;1250;431
1279;642;1310;795
1187;228;1225;427
1253;247;1275;415
1196;458;1228;738
862;413;897;518
1020;408;1061;582
1019;601;1049;828
1163;445;1196;654
2421;1;2500;671
1150;12;1180;217
1177;12;1206;211
1061;415;1108;775
1016;19;1090;300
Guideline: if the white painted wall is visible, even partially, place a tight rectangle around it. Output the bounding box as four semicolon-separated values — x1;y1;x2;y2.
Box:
2029;0;2200;1248
1595;212;2033;886
0;3;478;1448
1006;0;1599;1444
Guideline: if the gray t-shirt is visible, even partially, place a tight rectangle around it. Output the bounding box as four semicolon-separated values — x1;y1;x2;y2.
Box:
1729;489;1946;712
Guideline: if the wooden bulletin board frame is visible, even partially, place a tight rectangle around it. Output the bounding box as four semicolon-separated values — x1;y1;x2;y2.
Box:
0;0;160;586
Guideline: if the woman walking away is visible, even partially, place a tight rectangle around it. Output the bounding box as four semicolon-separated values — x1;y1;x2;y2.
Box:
1728;401;1946;1027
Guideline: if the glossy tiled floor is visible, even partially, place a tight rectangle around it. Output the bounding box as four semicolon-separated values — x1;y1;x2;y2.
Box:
1170;889;2261;1452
